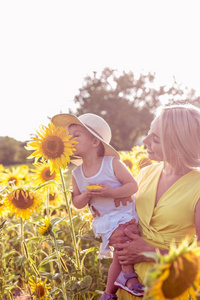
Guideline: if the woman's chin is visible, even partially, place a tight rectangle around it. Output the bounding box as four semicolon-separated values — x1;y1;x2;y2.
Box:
147;152;157;161
147;151;154;157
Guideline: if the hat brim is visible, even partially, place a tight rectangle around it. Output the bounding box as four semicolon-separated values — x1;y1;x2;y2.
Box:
51;113;120;165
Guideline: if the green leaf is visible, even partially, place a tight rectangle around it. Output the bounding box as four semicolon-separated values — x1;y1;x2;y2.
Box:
38;252;57;267
2;250;18;258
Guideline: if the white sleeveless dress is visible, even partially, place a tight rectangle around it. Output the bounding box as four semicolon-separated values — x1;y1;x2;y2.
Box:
72;156;138;258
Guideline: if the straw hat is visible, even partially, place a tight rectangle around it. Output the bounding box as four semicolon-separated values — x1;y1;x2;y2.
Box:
51;113;120;165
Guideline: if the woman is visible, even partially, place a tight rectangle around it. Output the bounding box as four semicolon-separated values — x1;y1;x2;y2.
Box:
112;104;200;299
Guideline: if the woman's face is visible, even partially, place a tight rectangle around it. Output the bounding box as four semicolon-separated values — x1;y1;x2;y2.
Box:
143;117;164;161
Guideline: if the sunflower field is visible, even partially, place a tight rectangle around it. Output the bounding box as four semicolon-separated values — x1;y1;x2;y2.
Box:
1;122;200;300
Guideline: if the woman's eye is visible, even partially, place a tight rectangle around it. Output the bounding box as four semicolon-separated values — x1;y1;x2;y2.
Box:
153;137;160;143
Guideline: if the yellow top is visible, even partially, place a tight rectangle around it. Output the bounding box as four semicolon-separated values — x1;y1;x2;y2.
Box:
117;162;200;299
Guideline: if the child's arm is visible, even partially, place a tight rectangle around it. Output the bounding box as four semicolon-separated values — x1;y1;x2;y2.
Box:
88;158;138;199
72;175;91;209
112;158;138;198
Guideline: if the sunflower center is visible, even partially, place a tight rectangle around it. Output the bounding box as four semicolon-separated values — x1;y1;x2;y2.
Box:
49;193;56;201
41;167;56;181
123;159;133;169
12;190;34;209
42;136;64;159
36;284;45;297
162;254;198;298
139;157;152;169
8;176;17;185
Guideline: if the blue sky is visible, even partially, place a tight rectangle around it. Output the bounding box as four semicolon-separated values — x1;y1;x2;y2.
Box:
1;0;200;141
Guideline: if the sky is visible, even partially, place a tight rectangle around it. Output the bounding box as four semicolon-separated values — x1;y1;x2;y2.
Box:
1;0;200;142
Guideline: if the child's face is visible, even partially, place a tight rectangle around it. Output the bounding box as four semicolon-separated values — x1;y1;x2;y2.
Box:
68;124;95;157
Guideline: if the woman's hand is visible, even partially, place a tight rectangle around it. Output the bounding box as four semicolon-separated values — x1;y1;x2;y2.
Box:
109;218;140;245
114;229;155;265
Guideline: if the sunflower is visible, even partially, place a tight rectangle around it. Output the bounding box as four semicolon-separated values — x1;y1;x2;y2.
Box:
144;238;200;300
3;187;42;219
0;167;25;187
130;145;155;177
17;164;30;181
0;196;8;218
29;276;50;300
48;187;64;207
31;159;61;190
37;216;52;236
25;122;78;172
119;150;135;172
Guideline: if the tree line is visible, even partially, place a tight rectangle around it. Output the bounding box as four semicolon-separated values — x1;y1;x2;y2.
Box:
1;68;200;165
0;137;31;166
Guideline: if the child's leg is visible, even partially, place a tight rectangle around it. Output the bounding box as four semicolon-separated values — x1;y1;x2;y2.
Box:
109;226;141;290
105;250;121;294
121;265;140;289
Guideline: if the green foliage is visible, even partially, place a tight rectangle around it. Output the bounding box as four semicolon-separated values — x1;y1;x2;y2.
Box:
0;137;31;166
71;68;200;150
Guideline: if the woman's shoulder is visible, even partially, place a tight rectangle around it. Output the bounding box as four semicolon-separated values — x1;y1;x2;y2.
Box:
140;162;162;175
136;162;162;182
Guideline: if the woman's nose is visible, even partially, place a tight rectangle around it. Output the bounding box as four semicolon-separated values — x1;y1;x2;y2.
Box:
143;135;150;145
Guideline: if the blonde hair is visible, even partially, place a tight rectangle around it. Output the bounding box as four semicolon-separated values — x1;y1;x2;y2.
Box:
155;103;200;171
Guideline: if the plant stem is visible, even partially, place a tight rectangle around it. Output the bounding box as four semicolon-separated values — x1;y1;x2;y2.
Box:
59;167;81;270
46;187;50;217
52;231;67;300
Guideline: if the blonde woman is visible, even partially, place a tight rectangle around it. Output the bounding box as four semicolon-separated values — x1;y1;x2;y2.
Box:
112;104;200;299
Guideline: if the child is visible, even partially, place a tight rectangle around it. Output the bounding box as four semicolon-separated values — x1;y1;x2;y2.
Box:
52;113;144;299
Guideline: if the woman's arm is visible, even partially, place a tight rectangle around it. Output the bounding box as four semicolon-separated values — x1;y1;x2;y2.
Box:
113;228;168;265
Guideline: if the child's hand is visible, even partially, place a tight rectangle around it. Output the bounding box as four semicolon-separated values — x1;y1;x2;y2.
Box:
87;184;114;198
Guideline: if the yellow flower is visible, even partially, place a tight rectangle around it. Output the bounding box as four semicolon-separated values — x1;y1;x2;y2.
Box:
48;187;64;207
31;159;61;189
144;238;200;300
0;164;4;172
131;145;155;177
25;122;78;172
3;187;42;220
86;184;103;189
0;196;8;218
0;167;25;187
29;276;50;299
18;164;30;181
38;216;52;236
119;150;135;172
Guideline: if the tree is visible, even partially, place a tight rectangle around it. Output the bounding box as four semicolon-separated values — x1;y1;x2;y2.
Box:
70;68;200;150
0;137;31;165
